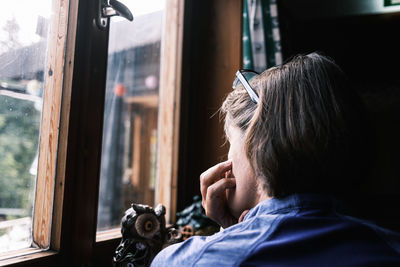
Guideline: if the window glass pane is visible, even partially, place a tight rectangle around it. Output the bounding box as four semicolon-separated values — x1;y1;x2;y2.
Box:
97;0;165;231
0;0;52;253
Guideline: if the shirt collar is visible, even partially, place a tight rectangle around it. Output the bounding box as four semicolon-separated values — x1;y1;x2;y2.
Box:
244;194;340;221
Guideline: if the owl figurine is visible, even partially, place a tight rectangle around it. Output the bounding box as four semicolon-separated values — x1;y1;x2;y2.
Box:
113;203;180;267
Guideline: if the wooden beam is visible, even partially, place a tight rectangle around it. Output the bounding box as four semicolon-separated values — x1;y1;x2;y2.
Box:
33;0;71;249
155;0;185;223
59;0;110;264
50;0;79;251
131;113;142;189
125;94;158;108
144;109;158;205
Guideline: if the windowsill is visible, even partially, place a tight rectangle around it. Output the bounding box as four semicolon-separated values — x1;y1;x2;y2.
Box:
96;228;122;242
0;228;123;267
0;249;57;266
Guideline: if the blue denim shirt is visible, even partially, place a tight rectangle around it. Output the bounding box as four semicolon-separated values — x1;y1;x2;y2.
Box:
151;194;400;266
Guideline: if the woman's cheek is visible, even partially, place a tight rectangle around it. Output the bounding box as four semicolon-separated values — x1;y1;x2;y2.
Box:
226;187;237;216
227;186;247;219
226;186;234;205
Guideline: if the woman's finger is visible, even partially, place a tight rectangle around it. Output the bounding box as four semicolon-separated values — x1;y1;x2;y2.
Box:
204;178;236;225
204;178;236;215
200;161;232;206
238;210;249;223
206;178;236;201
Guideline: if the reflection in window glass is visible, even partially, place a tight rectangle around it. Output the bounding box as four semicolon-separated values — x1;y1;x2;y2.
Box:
97;1;165;231
0;0;52;253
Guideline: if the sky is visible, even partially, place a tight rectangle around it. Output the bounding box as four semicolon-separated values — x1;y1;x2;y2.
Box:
0;0;165;48
0;0;52;46
121;0;164;17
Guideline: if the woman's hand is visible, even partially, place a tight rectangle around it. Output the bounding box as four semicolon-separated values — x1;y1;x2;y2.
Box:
200;160;237;228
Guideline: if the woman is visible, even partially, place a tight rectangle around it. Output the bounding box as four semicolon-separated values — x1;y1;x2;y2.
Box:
151;53;400;266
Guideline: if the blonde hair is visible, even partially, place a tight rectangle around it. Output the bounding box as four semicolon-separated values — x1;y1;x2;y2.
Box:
221;53;370;198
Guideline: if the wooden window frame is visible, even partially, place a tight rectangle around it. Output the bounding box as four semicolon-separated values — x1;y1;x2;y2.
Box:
0;0;77;264
33;0;75;250
1;0;242;266
1;0;185;265
155;0;185;224
1;0;102;265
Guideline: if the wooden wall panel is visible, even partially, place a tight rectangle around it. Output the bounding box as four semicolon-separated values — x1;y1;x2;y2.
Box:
177;0;242;212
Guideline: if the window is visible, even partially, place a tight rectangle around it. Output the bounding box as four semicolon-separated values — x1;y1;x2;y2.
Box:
0;0;59;255
0;0;241;265
97;0;165;232
0;0;186;264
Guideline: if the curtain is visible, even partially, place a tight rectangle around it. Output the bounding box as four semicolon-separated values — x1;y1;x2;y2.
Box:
242;0;282;72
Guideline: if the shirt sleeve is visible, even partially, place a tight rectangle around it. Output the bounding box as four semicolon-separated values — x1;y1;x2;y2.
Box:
150;218;270;267
151;235;208;267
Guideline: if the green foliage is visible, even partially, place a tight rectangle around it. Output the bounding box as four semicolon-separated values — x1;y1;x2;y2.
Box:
0;95;40;211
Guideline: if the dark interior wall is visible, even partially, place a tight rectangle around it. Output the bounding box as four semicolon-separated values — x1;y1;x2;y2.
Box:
279;6;400;86
277;0;400;230
177;0;242;212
